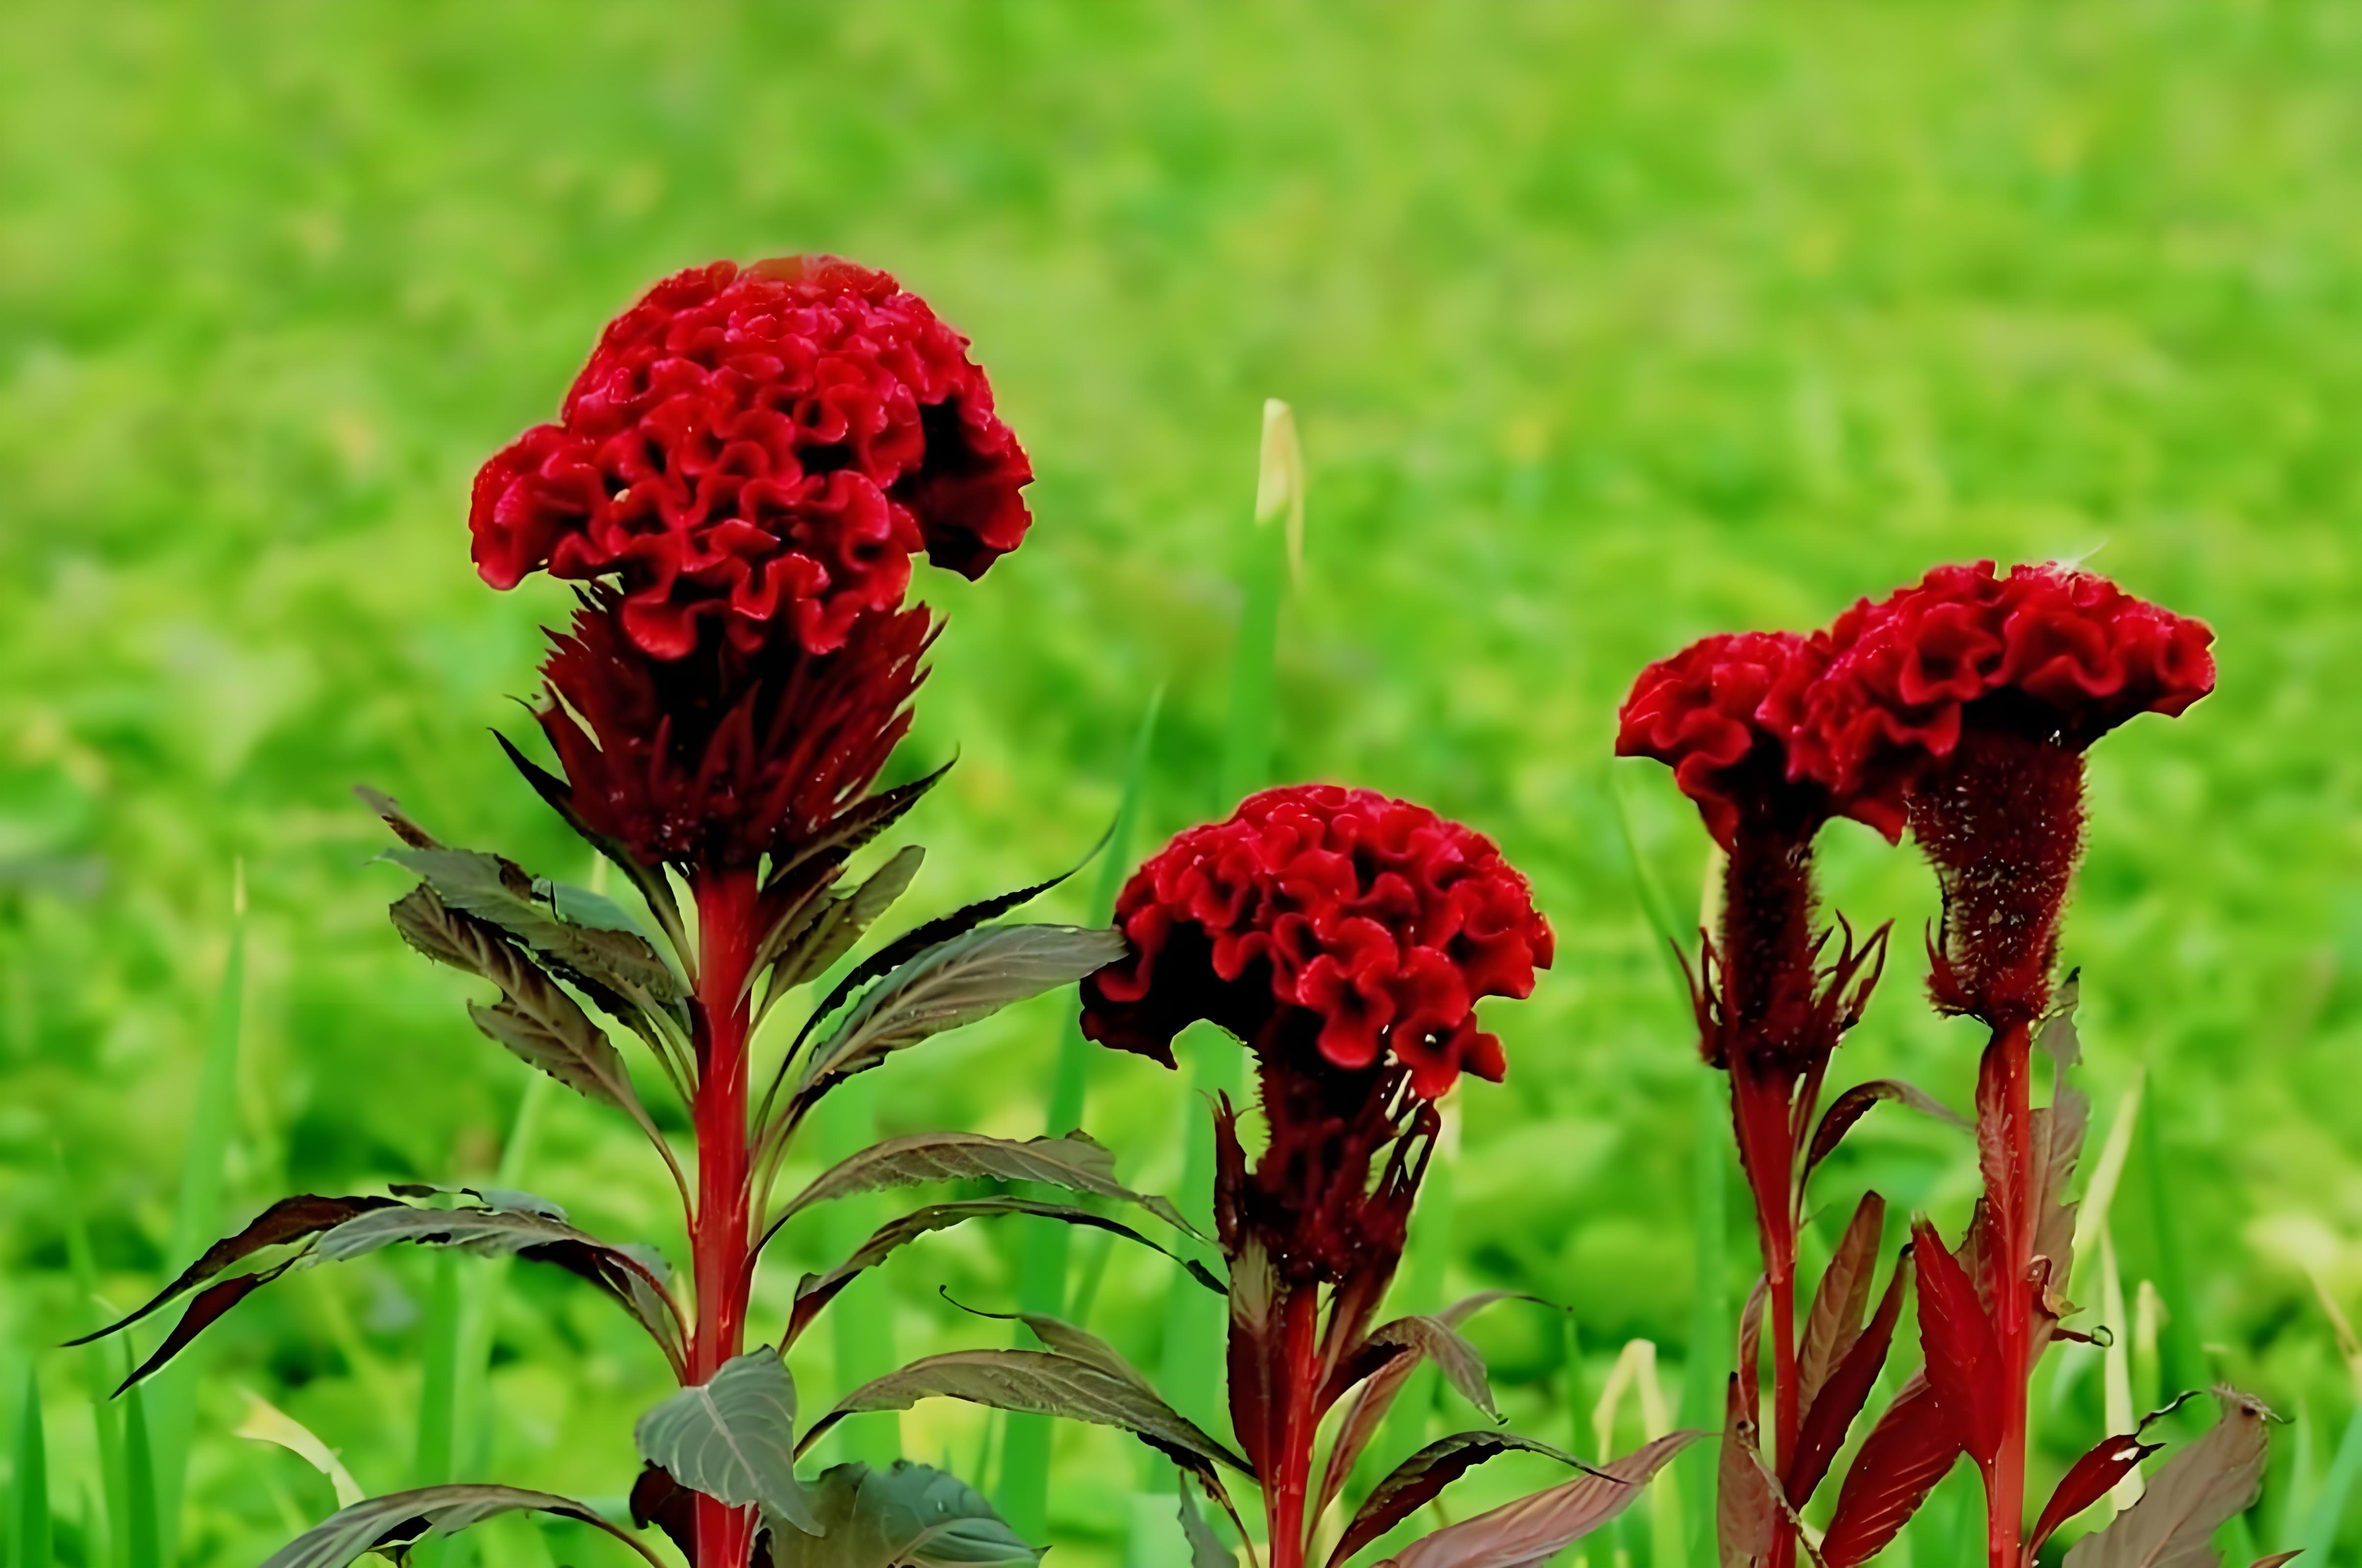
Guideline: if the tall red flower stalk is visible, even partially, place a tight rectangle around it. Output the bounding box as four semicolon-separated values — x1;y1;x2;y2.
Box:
1083;785;1554;1568
1617;633;1892;1568
477;257;1032;1568
1799;562;2214;1568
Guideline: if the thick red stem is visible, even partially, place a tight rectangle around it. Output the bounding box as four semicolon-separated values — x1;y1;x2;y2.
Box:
691;866;762;1568
1730;1070;1801;1568
1262;1286;1325;1568
1978;1021;2035;1568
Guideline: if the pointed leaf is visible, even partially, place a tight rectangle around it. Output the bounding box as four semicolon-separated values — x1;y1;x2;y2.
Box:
636;1348;819;1539
1177;1468;1237;1568
491;731;686;951
767;759;955;890
1380;1430;1701;1568
113;1260;296;1393
1718;1374;1776;1568
776;1460;1040;1568
1335;1316;1500;1423
1317;1292;1541;1515
1329;1432;1589;1568
1912;1219;2001;1465
259;1484;662;1568
1798;1194;1886;1411
2064;1391;2275;1568
1787;1246;1912;1504
63;1194;399;1346
1805;1082;1967;1182
382;843;680;1002
792;925;1128;1107
786;1197;1222;1345
775;1131;1198;1239
799;1348;1253;1477
234;1391;366;1509
757;846;928;1009
2032;1434;2164;1558
1819;1377;1963;1568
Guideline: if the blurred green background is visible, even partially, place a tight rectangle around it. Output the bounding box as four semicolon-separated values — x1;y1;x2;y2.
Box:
4;1;2361;1566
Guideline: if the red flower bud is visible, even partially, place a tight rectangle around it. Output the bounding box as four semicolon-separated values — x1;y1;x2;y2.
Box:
471;258;1031;661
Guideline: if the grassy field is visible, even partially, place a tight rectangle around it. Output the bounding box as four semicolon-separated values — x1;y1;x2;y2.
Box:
4;2;2362;1565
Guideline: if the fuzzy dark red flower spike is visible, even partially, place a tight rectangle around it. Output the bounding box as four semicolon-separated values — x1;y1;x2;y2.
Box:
472;256;1032;661
1081;784;1551;1568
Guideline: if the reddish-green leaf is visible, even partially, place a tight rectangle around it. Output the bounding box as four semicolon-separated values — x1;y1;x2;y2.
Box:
1787;1246;1913;1503
2031;1434;2162;1558
1327;1432;1589;1568
1805;1082;1966;1183
63;1194;398;1346
1912;1219;2001;1465
1381;1430;1700;1568
1798;1194;1886;1410
2063;1392;2275;1568
1819;1376;1962;1568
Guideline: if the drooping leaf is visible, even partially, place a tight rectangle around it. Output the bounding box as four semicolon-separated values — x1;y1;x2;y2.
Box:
1177;1467;1237;1568
938;1300;1163;1398
383;844;682;1003
785;1197;1223;1344
1804;1082;1967;1182
636;1348;820;1539
1317;1292;1539;1515
1328;1432;1589;1568
767;759;955;890
2032;1434;2164;1558
316;1202;685;1372
791;925;1129;1108
2063;1391;2276;1568
63;1193;400;1345
1912;1219;2001;1465
1380;1430;1701;1568
1798;1194;1886;1410
259;1483;662;1568
773;1130;1198;1239
1787;1246;1912;1503
386;1183;566;1221
1819;1377;1964;1568
114;1261;295;1394
799;1348;1254;1477
487;734;688;955
1333;1315;1501;1424
390;886;653;1114
774;1460;1040;1568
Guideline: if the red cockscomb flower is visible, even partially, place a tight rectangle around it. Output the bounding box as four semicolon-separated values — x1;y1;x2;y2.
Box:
1081;784;1553;1102
1800;561;2214;1024
1614;630;1829;850
472;257;1032;661
530;588;934;871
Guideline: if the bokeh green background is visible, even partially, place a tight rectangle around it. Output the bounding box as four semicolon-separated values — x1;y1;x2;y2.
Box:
5;2;2361;1566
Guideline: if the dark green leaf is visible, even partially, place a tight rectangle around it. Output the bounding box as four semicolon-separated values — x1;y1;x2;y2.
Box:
491;731;687;953
775;1460;1040;1568
1345;1315;1500;1423
386;1183;566;1220
383;844;681;1002
636;1348;819;1539
1176;1469;1236;1568
2063;1391;2275;1568
766;758;955;890
259;1484;662;1568
1319;1293;1542;1515
786;1198;1223;1345
798;1348;1253;1477
1804;1081;1967;1183
792;925;1126;1108
773;1130;1199;1239
1328;1432;1591;1568
756;846;927;1010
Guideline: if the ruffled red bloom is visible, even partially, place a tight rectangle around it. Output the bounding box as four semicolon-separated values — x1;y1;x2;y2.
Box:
533;589;933;871
1797;561;2214;1025
1615;631;1829;850
1081;784;1553;1101
471;257;1032;661
1793;561;2215;840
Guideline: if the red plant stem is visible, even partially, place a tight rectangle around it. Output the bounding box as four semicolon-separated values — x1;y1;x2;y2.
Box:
1262;1287;1325;1568
691;865;762;1568
1977;1019;2035;1568
1730;1068;1801;1568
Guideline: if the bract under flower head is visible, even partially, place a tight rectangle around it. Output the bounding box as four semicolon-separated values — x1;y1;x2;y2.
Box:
1794;561;2215;839
534;588;933;871
1615;630;1830;850
1080;784;1553;1101
472;257;1032;661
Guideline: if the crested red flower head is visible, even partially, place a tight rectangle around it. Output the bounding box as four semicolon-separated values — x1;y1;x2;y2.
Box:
1794;561;2216;840
1080;784;1553;1101
1615;631;1830;850
471;257;1032;662
530;588;933;871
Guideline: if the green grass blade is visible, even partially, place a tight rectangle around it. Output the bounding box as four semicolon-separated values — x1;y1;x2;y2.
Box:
121;1376;159;1568
1000;687;1164;1539
148;862;247;1564
821;1071;902;1468
2303;1408;2362;1563
2134;1077;2206;1402
460;1073;552;1480
1681;1068;1727;1568
57;1148;128;1568
13;1366;50;1568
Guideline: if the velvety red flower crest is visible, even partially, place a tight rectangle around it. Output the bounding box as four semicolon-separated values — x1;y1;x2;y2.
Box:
472;257;1032;661
1615;631;1830;850
1080;784;1553;1101
1794;561;2215;838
